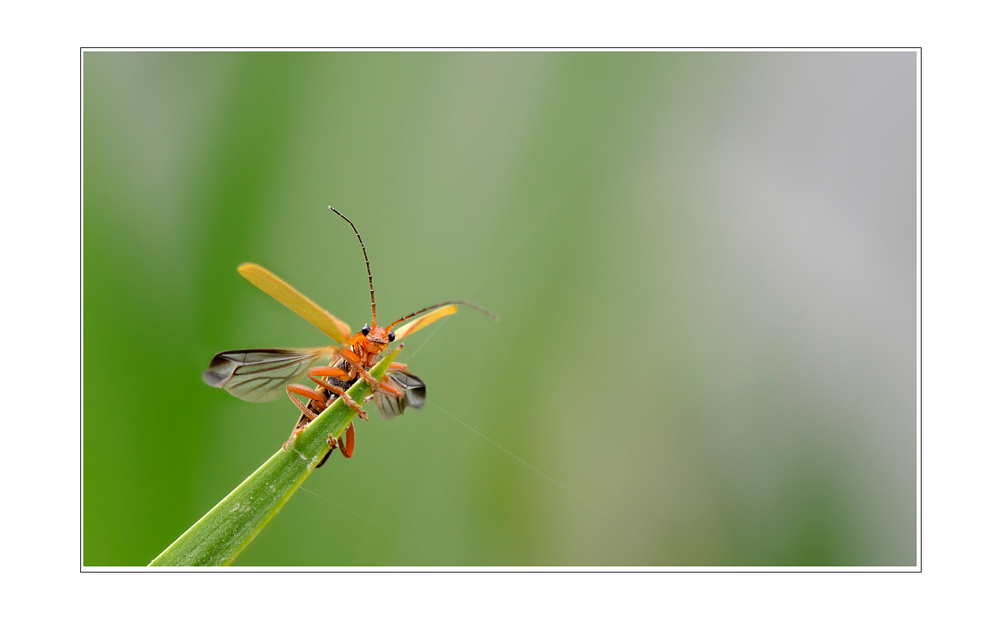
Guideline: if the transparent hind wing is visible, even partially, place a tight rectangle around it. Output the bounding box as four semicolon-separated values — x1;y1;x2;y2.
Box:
374;371;426;420
202;348;337;402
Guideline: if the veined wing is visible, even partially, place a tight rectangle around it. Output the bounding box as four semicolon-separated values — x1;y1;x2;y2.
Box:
202;348;337;402
238;263;352;344
374;371;426;420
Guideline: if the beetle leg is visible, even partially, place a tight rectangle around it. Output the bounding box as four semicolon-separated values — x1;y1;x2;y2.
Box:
316;421;357;469
284;384;327;449
287;384;325;415
338;347;363;365
339;423;355;458
307;365;367;419
310;365;352;381
376;376;404;398
340;344;408;394
339;348;382;391
310;378;368;421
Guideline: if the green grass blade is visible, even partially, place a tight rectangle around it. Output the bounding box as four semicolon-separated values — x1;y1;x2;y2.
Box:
149;349;401;566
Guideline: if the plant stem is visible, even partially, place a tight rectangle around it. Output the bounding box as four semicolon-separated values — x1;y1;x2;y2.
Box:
149;349;400;566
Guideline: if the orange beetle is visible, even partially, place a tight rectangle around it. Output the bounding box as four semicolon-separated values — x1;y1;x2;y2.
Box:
203;207;494;466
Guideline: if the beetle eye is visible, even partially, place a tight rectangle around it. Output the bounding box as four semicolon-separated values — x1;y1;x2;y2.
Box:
387;331;395;342
361;324;370;336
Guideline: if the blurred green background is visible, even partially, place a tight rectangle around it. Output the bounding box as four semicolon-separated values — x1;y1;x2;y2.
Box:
83;51;917;566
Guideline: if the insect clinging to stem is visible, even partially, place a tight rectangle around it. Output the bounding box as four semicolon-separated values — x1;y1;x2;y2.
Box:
202;207;496;467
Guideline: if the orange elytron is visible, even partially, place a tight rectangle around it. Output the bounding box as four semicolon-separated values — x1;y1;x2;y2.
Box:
202;207;494;467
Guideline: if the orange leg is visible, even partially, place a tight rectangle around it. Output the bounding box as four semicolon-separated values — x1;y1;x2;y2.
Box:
310;365;352;381
309;375;369;421
316;422;356;468
287;383;325;413
284;384;329;449
338;348;382;391
339;423;356;458
377;377;404;398
379;362;408;397
285;372;368;457
310;359;403;403
340;345;409;398
354;356;406;401
338;347;363;365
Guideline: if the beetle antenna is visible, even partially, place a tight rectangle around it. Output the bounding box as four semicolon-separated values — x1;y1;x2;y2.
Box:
387;300;498;331
329;207;378;326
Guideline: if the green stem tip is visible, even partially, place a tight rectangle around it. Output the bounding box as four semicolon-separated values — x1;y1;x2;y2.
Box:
149;348;400;567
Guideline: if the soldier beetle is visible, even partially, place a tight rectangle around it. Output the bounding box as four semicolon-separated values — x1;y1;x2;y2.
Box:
203;207;494;467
